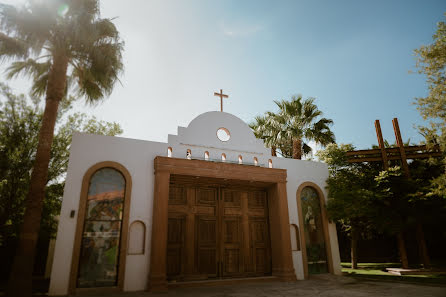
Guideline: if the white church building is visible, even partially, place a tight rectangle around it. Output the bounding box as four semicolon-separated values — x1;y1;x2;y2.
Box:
49;110;341;295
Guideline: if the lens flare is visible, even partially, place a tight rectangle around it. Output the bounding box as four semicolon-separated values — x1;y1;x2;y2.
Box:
57;4;69;17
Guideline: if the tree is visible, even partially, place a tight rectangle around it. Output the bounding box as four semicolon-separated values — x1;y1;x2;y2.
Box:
317;143;378;269
250;113;281;156
373;167;415;269
0;1;124;295
414;14;446;196
251;95;335;159
0;83;122;278
318;140;446;269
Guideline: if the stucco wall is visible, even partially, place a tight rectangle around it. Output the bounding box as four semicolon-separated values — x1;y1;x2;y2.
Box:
48;111;341;295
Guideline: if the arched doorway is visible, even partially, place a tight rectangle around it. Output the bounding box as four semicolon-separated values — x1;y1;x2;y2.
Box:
297;183;333;277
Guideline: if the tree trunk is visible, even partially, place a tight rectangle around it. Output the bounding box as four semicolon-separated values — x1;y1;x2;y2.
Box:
351;228;359;269
7;53;68;297
416;223;431;269
271;146;277;157
397;231;409;269
292;138;302;159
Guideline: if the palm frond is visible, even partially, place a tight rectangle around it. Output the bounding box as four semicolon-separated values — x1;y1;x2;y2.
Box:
0;32;29;60
302;142;313;155
6;58;50;79
31;73;49;98
0;3;54;55
252;94;335;159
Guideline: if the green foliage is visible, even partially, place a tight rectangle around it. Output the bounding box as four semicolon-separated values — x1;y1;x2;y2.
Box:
315;143;354;170
317;143;446;240
0;0;124;103
316;144;378;237
373;166;415;233
414;14;446;196
250;95;335;159
0;84;122;245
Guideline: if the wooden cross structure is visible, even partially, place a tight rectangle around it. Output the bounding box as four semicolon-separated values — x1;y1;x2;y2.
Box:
214;89;229;112
346;118;441;269
346;118;441;177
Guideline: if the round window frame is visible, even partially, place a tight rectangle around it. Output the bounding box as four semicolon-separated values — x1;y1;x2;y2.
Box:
216;127;231;142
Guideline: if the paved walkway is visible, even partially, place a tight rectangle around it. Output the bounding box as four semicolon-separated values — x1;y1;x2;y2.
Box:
82;275;446;297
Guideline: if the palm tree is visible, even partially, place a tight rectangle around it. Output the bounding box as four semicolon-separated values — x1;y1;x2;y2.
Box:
251;95;335;159
0;1;123;296
275;95;335;159
250;113;280;156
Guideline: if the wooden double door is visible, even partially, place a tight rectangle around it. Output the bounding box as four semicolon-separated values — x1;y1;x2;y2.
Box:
167;181;272;281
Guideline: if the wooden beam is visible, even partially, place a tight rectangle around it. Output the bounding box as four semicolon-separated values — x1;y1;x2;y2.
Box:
404;144;441;152
348;150;442;161
392;118;410;177
375;120;389;170
345;149;381;156
347;157;385;163
405;152;443;159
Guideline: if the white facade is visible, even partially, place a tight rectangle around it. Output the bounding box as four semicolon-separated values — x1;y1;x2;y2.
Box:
49;111;341;295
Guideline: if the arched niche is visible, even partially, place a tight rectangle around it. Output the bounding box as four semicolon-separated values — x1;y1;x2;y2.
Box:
128;220;146;255
186;149;192;160
290;224;301;251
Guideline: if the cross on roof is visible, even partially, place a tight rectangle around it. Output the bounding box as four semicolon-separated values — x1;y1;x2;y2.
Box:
214;89;229;112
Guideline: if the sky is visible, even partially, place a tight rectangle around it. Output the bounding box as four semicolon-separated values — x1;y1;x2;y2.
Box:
1;0;446;150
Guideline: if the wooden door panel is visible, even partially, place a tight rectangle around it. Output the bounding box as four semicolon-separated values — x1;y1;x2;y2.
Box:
168;182;271;281
221;190;243;277
222;216;243;276
169;185;186;205
249;218;271;275
248;191;267;209
196;216;217;277
247;190;271;276
196;188;217;206
166;216;185;280
223;189;241;207
224;249;240;274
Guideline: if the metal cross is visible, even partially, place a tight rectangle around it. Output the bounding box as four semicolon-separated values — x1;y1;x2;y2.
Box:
214;89;229;112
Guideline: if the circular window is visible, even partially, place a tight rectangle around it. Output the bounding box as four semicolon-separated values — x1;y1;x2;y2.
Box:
216;127;230;142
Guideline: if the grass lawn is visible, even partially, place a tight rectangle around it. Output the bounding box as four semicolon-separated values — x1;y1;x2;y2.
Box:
341;263;446;286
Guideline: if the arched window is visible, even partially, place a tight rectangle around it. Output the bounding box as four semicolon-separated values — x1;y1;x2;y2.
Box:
253;157;258;166
167;147;172;158
238;155;243;164
300;186;329;274
186;149;192;160
268;159;273;168
204;151;210;160
221;153;226;162
77;167;126;288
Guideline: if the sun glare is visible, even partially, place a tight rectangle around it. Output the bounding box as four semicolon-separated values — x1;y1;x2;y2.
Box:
57;4;69;17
